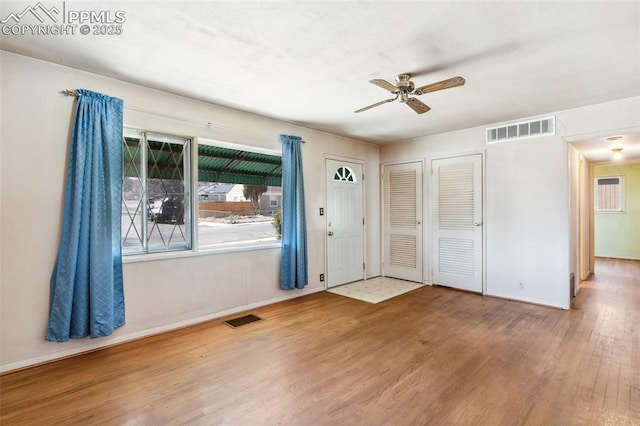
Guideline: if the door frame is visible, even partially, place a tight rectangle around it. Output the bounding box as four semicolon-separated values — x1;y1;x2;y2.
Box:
588;157;640;268
324;155;367;289
428;151;486;294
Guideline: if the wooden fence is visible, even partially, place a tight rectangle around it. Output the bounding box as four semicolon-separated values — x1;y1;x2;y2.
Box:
199;201;254;218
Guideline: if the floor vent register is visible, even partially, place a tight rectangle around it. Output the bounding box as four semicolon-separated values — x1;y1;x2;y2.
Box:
223;314;262;328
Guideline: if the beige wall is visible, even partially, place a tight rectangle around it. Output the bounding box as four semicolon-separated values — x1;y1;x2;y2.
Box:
0;52;380;371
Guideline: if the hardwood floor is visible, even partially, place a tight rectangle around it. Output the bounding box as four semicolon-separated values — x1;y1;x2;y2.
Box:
1;258;638;425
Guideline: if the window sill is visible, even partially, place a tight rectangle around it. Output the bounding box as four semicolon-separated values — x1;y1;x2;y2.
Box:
122;241;282;264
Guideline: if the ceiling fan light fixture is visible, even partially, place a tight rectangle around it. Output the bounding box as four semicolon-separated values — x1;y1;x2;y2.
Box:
355;74;465;114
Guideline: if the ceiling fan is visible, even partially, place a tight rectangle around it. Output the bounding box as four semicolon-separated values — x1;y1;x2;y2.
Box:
354;74;465;114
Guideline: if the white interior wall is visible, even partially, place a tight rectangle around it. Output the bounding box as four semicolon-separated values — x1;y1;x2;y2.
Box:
0;52;380;372
557;97;640;140
380;96;640;310
487;134;570;308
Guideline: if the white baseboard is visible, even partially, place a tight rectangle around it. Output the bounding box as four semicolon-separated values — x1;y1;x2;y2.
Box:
1;286;325;374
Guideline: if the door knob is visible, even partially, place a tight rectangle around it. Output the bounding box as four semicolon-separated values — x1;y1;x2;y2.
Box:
474;222;482;227
328;231;334;236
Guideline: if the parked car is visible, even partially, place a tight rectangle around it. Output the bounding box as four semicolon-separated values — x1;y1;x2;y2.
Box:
151;196;185;224
147;198;161;221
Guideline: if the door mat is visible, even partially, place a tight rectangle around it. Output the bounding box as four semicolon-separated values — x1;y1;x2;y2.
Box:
224;314;262;328
327;277;423;304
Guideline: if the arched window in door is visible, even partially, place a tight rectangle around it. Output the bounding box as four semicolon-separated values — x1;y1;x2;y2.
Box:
334;166;356;183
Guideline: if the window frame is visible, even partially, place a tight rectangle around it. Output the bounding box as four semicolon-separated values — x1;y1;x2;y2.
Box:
594;175;624;213
122;131;284;261
194;138;283;253
122;128;193;256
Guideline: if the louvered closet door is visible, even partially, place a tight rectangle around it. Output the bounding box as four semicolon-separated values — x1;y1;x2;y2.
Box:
383;162;423;283
432;154;482;293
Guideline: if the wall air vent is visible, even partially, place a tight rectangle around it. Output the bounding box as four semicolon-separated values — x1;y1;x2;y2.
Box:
486;116;555;144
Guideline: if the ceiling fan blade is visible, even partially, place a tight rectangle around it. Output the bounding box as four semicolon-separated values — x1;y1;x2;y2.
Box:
369;79;397;93
354;96;398;113
406;98;431;114
414;76;465;95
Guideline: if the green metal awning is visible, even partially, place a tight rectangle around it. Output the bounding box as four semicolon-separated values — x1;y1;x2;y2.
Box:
123;138;282;186
198;144;282;186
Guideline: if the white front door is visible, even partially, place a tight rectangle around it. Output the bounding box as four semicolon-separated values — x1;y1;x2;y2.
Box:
326;159;364;288
383;161;423;283
431;154;483;292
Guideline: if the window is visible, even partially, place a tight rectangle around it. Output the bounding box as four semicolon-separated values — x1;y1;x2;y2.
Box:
595;176;623;212
122;131;191;254
334;166;356;183
122;133;282;256
197;140;282;248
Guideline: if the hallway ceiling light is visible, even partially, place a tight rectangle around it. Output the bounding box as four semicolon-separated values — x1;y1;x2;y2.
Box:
611;147;623;160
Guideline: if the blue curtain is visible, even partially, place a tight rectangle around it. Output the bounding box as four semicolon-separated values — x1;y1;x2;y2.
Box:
46;89;125;342
280;134;308;290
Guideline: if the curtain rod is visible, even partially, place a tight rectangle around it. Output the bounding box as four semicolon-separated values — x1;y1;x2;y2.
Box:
61;89;80;98
60;89;306;143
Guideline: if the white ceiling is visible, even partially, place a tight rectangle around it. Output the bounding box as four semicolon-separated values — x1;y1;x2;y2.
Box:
1;1;639;158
